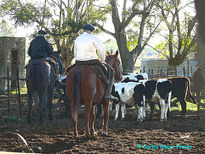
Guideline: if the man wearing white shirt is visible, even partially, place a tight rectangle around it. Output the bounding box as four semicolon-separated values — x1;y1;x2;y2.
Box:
68;24;116;100
74;24;105;62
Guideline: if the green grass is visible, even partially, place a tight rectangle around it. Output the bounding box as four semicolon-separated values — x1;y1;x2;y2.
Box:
10;88;27;95
2;115;22;122
171;99;205;112
130;99;205;112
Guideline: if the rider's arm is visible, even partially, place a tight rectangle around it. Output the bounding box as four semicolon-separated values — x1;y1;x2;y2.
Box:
74;41;77;58
28;44;32;57
45;41;53;56
93;36;105;62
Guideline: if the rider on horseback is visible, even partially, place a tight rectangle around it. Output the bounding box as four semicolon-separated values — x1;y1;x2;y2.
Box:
28;30;53;59
27;30;59;77
68;24;117;100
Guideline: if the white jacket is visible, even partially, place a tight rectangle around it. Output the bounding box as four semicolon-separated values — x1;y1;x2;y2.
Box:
74;32;105;62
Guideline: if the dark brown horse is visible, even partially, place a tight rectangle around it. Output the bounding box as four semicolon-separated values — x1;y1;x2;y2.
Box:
193;64;205;115
66;51;122;137
26;51;64;124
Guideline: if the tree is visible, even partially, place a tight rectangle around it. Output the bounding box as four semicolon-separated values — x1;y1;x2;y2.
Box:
96;0;160;72
1;0;108;67
0;19;15;36
153;0;197;66
195;0;205;65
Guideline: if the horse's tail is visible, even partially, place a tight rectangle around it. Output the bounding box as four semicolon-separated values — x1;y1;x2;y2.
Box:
186;77;197;105
72;69;81;121
32;64;40;92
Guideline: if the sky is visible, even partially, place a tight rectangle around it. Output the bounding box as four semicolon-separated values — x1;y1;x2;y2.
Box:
3;0;196;47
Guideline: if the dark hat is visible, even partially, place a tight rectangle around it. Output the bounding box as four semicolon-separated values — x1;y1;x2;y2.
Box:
83;24;95;32
38;30;47;35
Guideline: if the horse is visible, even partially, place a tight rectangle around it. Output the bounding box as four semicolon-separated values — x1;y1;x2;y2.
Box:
193;64;205;116
66;51;122;137
26;50;64;124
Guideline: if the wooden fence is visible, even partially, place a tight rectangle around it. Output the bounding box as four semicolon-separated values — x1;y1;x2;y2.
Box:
0;67;26;118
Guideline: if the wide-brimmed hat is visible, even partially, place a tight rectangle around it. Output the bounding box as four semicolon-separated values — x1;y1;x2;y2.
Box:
83;24;95;32
38;30;47;35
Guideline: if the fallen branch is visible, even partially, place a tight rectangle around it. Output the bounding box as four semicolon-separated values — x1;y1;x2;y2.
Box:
1;132;34;153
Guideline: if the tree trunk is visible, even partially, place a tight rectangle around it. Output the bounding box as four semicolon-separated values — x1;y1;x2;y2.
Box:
115;34;134;72
61;46;73;70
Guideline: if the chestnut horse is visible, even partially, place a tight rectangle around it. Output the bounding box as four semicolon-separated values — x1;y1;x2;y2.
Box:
66;51;122;137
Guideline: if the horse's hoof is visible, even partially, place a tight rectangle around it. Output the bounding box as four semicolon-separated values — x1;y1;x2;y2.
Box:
102;132;108;137
91;131;97;137
121;117;125;120
137;118;143;122
49;116;54;121
160;118;164;122
74;133;79;139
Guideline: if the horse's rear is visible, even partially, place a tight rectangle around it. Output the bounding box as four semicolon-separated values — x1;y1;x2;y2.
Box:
66;51;122;137
26;51;64;124
26;60;52;124
66;65;107;137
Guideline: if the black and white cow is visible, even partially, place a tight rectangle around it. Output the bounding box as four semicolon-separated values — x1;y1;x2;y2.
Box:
112;81;143;120
112;82;139;120
122;73;148;83
111;72;148;120
149;77;196;119
133;79;173;121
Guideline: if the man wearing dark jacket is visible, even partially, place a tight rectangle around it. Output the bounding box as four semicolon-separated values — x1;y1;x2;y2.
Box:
28;30;53;59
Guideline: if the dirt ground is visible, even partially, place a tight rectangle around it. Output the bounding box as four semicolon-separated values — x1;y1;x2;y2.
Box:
0;97;205;153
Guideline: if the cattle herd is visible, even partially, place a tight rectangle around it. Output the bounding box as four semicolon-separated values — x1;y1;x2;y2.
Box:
111;72;197;122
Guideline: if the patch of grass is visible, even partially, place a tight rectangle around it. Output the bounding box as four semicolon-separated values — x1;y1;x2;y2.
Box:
171;100;205;112
10;88;27;95
2;115;22;122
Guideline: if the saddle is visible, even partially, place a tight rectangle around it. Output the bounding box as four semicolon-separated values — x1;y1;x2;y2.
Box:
66;60;109;85
25;57;58;78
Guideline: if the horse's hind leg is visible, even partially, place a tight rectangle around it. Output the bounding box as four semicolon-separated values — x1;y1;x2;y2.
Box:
84;103;92;137
102;101;110;136
71;108;79;138
48;90;54;121
90;106;97;137
27;88;33;125
39;94;47;124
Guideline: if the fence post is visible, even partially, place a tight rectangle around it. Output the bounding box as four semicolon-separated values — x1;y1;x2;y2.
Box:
7;67;10;115
143;66;145;73
187;60;190;77
183;67;186;76
16;67;22;118
175;66;177;76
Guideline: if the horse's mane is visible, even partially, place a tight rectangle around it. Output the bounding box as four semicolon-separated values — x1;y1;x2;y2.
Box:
50;55;57;61
106;54;115;63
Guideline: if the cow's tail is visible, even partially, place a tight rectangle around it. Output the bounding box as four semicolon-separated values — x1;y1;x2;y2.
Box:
72;69;81;122
186;78;198;105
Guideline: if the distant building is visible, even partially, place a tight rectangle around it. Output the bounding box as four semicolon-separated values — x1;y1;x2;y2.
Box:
0;37;26;91
141;58;199;78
